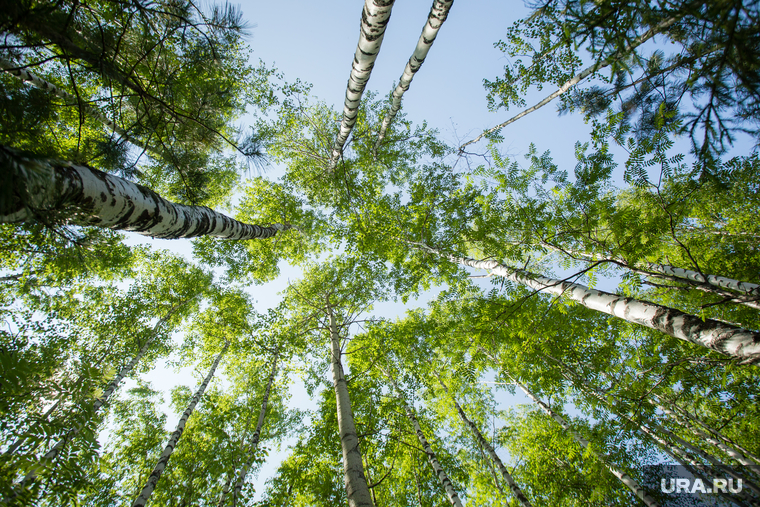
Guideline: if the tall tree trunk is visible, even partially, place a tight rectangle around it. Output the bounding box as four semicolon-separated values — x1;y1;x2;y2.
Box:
434;372;531;507
326;302;374;507
458;15;681;152
329;0;396;170
386;373;463;507
2;301;187;503
0;57;154;156
412;243;760;363
538;242;760;309
231;349;280;507
375;0;453;148
131;342;229;507
1;146;293;240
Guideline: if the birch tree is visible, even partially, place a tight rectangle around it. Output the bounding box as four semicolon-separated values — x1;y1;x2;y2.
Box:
1;146;294;241
411;242;760;363
281;258;389;506
5;299;190;500
131;341;229;507
329;0;396;170
376;0;454;148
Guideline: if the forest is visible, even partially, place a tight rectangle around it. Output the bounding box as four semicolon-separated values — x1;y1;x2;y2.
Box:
1;0;759;506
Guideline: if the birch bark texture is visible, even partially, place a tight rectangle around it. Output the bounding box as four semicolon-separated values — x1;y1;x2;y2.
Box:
1;147;292;240
327;306;374;507
538;243;760;309
386;373;464;507
375;0;454;148
231;349;280;507
131;342;229;507
434;372;531;507
458;15;681;152
329;0;395;170
412;244;760;362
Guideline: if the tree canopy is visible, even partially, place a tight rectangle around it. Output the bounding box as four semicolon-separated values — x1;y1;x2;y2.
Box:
1;0;759;506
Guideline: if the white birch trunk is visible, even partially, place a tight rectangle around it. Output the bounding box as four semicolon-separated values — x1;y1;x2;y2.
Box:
329;0;395;170
386;374;463;507
642;262;760;299
435;373;530;507
231;350;280;507
413;243;760;362
513;379;660;507
458;15;680;152
327;305;374;507
0;57;154;156
1;146;292;240
375;0;453;148
539;243;760;309
131;342;229;507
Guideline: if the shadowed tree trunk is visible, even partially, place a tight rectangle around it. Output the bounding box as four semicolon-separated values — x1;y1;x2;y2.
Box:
1;146;293;240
